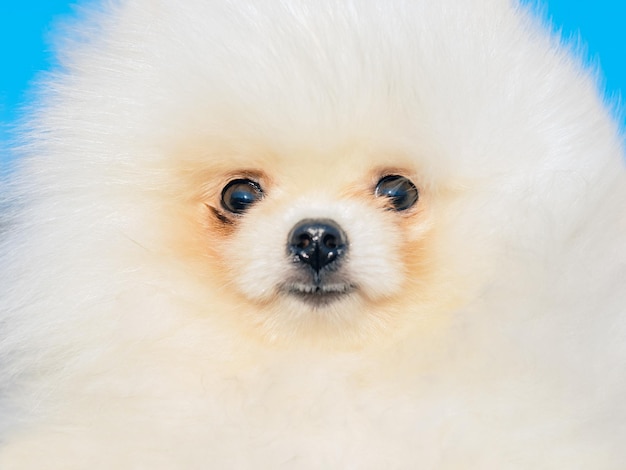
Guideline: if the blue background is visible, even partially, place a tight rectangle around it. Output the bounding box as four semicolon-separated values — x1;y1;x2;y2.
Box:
1;1;625;159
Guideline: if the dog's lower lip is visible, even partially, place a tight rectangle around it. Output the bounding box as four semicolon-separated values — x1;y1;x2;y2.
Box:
283;283;356;304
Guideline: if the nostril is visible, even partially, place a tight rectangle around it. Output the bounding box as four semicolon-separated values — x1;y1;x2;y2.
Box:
323;233;337;249
287;218;348;272
296;234;312;249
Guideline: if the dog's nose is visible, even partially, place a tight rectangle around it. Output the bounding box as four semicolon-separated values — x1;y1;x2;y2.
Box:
287;218;348;272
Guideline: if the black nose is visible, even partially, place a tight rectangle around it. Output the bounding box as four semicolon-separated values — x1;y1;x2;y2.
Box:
287;218;348;272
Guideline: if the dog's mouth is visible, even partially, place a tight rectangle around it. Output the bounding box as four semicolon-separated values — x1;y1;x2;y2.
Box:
281;281;356;306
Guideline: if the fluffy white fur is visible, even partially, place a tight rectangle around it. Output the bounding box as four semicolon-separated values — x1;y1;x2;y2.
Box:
1;0;625;468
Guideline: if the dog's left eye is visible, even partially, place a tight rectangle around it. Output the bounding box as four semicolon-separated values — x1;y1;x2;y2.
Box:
374;175;419;211
221;179;264;214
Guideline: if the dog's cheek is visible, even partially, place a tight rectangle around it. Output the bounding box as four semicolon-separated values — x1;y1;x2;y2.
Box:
342;215;406;299
218;212;291;301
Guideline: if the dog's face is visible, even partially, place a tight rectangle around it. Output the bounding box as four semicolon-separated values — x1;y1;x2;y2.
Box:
157;138;484;347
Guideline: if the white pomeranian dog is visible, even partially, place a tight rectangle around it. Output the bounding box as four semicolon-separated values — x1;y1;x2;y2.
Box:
1;0;625;468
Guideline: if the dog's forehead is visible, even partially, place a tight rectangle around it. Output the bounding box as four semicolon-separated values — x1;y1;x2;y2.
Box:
204;141;417;191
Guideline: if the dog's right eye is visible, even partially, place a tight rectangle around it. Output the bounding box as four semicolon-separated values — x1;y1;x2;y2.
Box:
221;179;264;214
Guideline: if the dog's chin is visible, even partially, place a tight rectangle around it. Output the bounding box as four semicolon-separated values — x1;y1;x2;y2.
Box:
280;281;357;308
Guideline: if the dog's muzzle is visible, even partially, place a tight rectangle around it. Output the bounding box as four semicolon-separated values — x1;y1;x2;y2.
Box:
284;218;354;304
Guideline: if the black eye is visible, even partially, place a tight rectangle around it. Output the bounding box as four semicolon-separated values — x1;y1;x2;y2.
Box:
374;175;419;211
221;179;264;214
